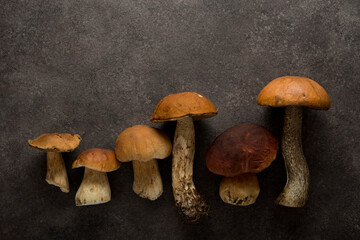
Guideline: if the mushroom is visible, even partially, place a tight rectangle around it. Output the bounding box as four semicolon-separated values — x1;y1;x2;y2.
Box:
150;92;217;222
206;124;278;206
28;133;81;193
257;76;331;207
72;148;121;206
115;125;172;200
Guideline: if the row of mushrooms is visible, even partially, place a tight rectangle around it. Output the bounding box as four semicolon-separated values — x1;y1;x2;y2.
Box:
28;76;331;222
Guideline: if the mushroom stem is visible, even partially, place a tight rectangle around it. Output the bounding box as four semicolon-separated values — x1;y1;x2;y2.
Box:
75;168;111;206
219;173;260;206
172;116;208;222
132;159;163;200
46;152;69;193
276;105;309;207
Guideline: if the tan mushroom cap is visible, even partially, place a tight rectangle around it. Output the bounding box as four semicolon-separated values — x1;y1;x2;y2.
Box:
115;125;172;162
150;92;218;122
28;133;81;152
257;76;331;109
72;148;121;172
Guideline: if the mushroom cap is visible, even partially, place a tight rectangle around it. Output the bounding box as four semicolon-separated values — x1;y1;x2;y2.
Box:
150;92;218;122
72;148;121;172
206;124;278;177
257;76;331;109
28;133;81;152
115;125;172;162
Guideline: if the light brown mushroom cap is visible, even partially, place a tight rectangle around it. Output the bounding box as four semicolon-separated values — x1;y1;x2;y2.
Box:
257;76;331;109
72;148;121;172
28;133;81;152
115;125;172;162
150;92;218;122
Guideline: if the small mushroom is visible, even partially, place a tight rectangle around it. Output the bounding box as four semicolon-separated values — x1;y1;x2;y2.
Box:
257;76;331;207
206;124;278;206
28;133;81;193
115;125;172;200
72;148;121;206
151;92;217;222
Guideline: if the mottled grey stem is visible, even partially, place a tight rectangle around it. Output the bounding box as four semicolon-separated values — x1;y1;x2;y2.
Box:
172;116;208;223
276;106;309;207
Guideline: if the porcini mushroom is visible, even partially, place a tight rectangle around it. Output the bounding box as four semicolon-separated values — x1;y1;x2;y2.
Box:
150;92;217;222
206;124;278;206
72;148;121;206
115;125;172;200
257;76;331;207
28;133;81;193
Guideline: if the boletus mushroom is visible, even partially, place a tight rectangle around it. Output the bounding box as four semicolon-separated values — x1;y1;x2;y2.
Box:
72;148;121;206
115;125;172;200
151;92;217;222
206;124;278;206
257;76;331;207
28;133;81;193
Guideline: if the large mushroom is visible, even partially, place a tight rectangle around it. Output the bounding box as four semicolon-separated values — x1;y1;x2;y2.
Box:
72;148;121;206
257;76;331;207
206;124;278;206
28;133;81;193
115;125;172;200
151;92;218;222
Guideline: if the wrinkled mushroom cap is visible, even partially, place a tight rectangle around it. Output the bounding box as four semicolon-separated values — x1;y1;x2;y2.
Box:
115;125;172;162
72;148;121;172
28;133;81;152
150;92;218;122
257;76;331;109
206;124;278;177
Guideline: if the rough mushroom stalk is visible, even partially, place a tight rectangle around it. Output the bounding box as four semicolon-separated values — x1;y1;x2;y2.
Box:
46;152;69;193
132;159;163;200
75;168;111;206
219;174;260;206
172;116;208;222
276;106;309;207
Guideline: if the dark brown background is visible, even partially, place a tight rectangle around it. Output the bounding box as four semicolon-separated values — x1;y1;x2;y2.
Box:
1;0;359;239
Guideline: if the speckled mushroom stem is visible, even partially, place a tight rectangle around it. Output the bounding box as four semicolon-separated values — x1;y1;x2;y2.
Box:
219;173;260;206
276;106;309;207
132;159;163;200
172;116;208;223
75;168;111;206
46;152;69;193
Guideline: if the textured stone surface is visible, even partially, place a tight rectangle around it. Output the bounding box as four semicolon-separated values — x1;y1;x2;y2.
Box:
1;0;359;239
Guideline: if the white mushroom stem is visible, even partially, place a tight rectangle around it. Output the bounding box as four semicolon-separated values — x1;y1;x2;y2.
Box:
46;152;69;193
75;168;111;206
172;116;208;223
276;105;310;207
132;159;163;200
219;173;260;206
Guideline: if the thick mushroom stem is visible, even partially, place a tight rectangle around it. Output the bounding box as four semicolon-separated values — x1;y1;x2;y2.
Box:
276;105;309;207
75;168;111;206
172;116;208;222
132;159;163;200
46;152;69;193
219;173;260;206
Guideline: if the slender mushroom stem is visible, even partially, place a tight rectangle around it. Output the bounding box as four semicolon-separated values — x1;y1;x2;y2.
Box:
46;152;69;193
75;168;111;206
172;116;208;222
132;159;163;200
276;105;309;207
219;173;260;206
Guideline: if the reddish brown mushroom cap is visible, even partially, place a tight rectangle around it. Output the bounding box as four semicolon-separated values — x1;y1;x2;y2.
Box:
206;124;279;177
